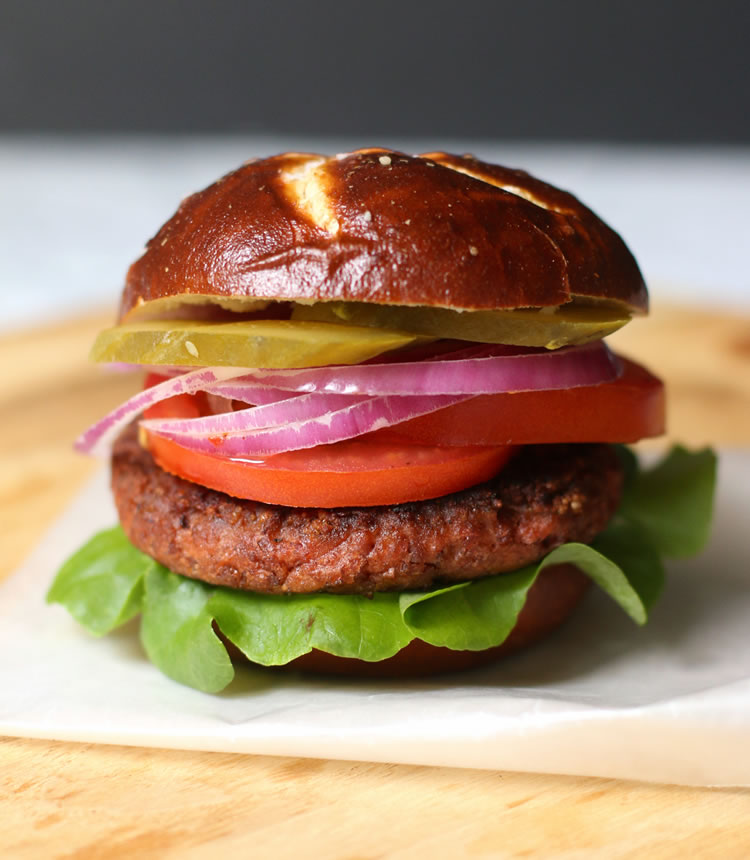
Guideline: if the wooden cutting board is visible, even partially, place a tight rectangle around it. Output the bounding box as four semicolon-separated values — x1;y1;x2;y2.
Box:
1;304;749;858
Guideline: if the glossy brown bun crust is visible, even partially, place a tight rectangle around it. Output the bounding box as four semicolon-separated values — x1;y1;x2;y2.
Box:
224;563;590;678
121;149;647;321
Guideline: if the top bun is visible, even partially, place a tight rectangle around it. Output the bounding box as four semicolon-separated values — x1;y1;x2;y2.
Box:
120;149;647;321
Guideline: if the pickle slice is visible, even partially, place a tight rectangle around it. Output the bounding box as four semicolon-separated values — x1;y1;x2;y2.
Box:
291;301;631;349
90;320;426;368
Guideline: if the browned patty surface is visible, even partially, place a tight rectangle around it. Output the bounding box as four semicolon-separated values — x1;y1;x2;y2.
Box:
112;426;623;594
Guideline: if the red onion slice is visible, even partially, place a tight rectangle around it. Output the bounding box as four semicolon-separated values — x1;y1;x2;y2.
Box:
77;341;622;458
141;392;373;437
145;393;469;457
74;367;283;457
205;341;621;398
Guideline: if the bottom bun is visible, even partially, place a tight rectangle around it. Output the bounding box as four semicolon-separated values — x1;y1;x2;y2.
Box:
223;563;590;678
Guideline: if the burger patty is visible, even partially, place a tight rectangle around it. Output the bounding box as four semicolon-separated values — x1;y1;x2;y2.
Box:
112;426;623;594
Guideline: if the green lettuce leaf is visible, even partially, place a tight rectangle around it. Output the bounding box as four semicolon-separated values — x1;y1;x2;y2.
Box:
400;567;539;651
209;587;413;666
399;526;664;651
590;519;665;617
45;526;150;636
141;566;234;693
46;445;716;692
617;445;717;557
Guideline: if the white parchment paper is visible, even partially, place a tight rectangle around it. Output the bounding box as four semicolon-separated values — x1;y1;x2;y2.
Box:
1;452;749;786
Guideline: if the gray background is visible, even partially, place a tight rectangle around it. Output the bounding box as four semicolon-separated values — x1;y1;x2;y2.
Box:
1;0;748;142
3;1;749;331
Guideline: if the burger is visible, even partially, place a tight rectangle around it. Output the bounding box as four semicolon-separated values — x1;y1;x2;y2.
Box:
47;149;715;693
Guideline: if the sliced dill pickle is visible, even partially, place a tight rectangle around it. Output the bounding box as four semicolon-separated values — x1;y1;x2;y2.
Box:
90;320;426;368
291;302;631;349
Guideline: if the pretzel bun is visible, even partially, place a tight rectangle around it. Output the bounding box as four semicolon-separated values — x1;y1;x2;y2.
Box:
120;149;647;321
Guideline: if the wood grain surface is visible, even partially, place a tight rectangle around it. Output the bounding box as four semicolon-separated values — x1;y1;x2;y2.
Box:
1;304;750;858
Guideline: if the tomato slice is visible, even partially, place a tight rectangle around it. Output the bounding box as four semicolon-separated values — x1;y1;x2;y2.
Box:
139;353;662;507
368;357;665;447
142;374;514;507
145;433;513;507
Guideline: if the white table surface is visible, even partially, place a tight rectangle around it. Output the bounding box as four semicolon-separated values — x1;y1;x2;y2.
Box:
2;135;748;332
